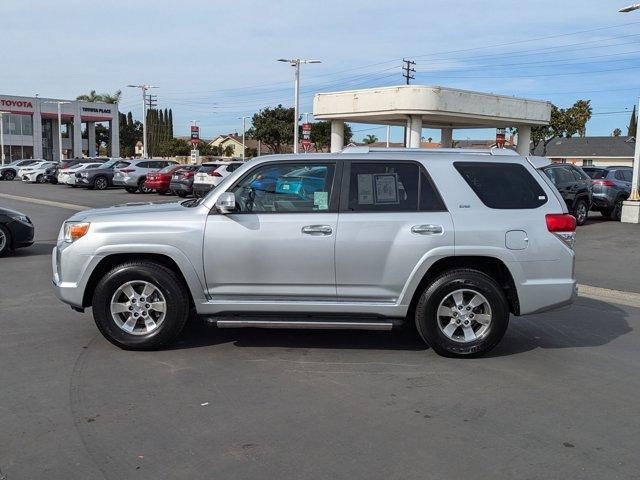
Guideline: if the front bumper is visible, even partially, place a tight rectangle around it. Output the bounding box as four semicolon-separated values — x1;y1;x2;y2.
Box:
22;173;39;182
8;219;34;248
52;242;102;308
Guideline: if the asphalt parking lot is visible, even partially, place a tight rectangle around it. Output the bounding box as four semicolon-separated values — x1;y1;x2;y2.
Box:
1;181;639;480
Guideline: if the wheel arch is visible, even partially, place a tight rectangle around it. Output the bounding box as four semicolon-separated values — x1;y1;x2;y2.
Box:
82;252;199;309
407;256;520;318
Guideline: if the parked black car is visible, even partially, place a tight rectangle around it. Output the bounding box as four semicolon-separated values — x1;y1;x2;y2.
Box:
541;163;593;225
581;166;632;221
0;207;34;256
75;158;130;190
0;159;40;181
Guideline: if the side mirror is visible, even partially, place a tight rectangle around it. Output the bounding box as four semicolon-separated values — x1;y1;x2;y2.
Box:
215;192;236;214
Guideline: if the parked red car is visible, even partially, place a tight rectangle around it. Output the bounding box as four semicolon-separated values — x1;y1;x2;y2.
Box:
144;164;197;195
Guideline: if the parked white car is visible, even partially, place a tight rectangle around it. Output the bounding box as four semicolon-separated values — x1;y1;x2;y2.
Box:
192;161;243;197
20;161;56;183
64;163;103;186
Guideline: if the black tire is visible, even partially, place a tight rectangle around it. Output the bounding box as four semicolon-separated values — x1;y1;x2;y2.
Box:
92;261;190;350
138;178;152;194
4;170;16;181
36;174;45;184
414;269;509;358
94;176;109;190
573;198;589;226
0;224;11;257
157;190;167;195
125;187;138;194
176;191;188;198
609;198;624;221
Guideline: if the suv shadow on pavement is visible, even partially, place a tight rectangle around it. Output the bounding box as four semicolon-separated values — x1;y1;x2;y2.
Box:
169;297;630;357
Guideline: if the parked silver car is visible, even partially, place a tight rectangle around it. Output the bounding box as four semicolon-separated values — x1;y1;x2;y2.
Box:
112;159;177;193
52;147;577;357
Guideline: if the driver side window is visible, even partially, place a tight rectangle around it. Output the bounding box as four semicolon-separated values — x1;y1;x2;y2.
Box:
230;163;335;213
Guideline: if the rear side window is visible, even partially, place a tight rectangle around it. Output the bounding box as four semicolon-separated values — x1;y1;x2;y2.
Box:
584;169;607;179
137;161;150;169
345;162;445;212
623;170;633;182
455;162;547;209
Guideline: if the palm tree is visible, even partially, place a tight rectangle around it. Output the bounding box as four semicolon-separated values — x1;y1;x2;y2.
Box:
76;90;122;104
362;134;378;145
613;128;622;137
571;100;592;138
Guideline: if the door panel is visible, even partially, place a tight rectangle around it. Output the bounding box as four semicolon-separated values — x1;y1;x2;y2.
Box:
335;211;453;301
203;213;337;300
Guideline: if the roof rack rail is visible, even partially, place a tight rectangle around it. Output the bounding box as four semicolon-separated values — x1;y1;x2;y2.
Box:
341;146;519;156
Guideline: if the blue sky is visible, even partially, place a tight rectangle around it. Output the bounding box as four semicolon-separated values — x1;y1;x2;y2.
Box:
2;0;640;142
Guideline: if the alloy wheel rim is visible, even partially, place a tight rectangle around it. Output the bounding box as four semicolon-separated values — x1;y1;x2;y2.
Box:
96;178;107;189
437;289;492;343
577;203;587;223
110;280;167;335
0;230;6;252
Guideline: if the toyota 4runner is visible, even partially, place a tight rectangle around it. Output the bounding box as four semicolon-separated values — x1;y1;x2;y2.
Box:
52;147;577;357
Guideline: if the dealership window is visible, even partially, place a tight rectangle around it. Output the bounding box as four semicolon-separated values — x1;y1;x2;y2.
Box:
582;159;593;166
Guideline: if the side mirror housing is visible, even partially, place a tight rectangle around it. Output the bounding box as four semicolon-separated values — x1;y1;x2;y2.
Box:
215;192;236;214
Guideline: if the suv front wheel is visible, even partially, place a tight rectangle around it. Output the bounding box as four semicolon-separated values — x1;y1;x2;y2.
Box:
415;269;509;358
92;261;190;350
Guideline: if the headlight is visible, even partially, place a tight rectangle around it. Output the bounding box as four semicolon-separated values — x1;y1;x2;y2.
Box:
9;213;30;224
80;172;89;177
63;222;90;242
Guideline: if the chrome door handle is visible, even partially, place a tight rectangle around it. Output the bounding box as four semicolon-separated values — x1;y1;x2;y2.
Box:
411;224;443;235
301;225;333;236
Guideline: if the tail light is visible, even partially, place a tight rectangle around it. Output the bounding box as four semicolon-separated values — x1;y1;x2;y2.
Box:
208;171;222;177
119;168;135;173
592;179;615;187
546;214;576;249
182;171;195;178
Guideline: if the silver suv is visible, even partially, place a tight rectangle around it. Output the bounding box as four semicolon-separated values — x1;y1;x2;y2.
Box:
113;159;177;193
52;148;577;357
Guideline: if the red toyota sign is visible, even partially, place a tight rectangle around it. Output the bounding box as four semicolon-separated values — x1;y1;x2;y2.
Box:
190;125;200;145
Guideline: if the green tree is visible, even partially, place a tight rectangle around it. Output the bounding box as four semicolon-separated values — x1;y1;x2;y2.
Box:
628;105;637;136
309;121;353;151
76;90;122;104
156;138;191;157
569;99;592;138
362;134;378;145
247;105;294;153
119;111;142;157
613;128;622;137
222;145;235;157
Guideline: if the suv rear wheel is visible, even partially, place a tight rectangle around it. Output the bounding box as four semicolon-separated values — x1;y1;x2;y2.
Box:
94;176;109;190
92;261;190;350
0;224;11;256
4;170;16;181
573;198;588;226
138;178;153;194
415;269;509;358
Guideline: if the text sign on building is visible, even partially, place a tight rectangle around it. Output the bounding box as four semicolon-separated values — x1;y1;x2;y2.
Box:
190;125;200;145
190;149;200;164
0;98;34;110
301;123;312;151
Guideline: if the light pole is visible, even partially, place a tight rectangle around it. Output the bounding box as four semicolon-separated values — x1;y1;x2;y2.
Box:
0;111;9;165
238;116;250;160
44;101;70;161
277;58;321;154
619;5;640;221
127;84;157;158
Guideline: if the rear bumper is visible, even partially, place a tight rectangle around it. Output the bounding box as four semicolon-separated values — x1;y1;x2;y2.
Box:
591;194;614;209
193;183;214;195
145;180;170;191
113;176;137;187
170;181;193;192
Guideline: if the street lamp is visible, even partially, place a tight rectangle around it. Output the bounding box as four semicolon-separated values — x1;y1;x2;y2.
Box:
277;58;321;154
127;84;157;158
44;101;71;161
0;111;9;165
619;5;640;222
238;116;250;160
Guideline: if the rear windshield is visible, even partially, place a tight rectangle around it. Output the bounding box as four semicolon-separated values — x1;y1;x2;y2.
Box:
454;162;547;209
198;164;222;173
583;168;607;179
159;164;179;173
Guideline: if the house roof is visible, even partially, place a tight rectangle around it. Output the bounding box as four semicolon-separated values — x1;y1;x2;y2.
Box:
532;136;635;158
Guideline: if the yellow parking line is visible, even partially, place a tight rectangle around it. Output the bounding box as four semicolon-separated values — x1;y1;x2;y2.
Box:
578;284;640;309
0;193;89;211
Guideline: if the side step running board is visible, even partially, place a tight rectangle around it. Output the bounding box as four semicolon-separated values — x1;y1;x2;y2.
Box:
212;318;396;331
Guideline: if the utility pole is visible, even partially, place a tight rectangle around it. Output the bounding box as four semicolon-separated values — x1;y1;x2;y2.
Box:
44;100;70;161
278;58;321;154
127;84;157;158
386;125;390;148
238;116;250;160
0;111;9;165
402;58;416;85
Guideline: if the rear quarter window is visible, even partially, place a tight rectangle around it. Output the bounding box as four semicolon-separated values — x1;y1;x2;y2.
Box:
454;162;547;209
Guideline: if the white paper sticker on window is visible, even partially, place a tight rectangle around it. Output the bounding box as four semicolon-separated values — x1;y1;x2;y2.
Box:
373;173;399;204
357;174;374;204
314;191;329;210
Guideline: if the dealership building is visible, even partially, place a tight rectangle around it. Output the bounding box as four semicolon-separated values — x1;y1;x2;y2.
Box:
0;94;119;161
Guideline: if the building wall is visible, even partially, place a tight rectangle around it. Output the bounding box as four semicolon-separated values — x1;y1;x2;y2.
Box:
549;156;633;168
